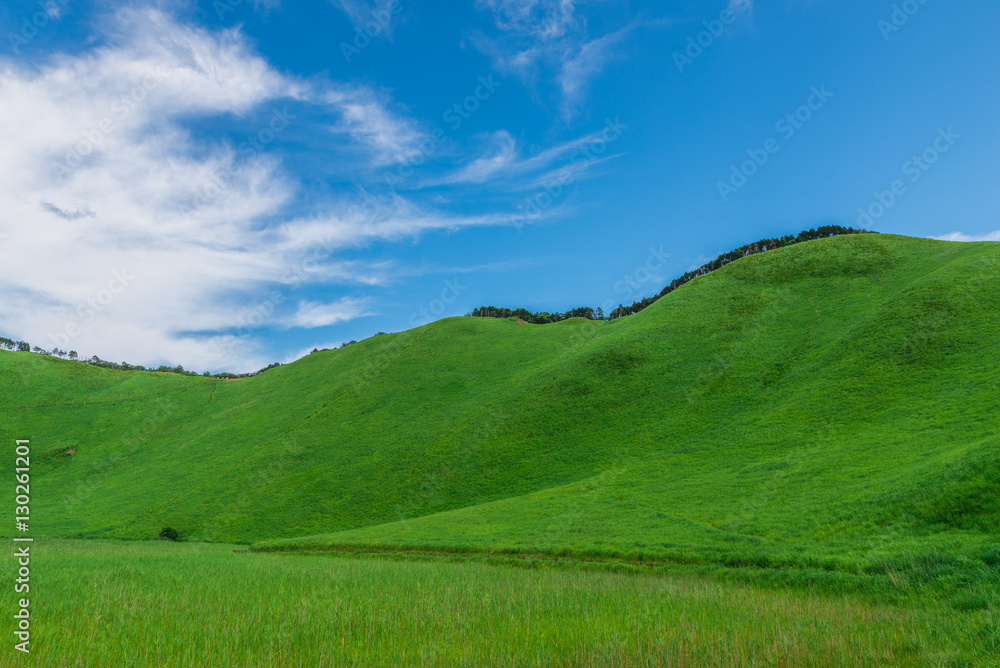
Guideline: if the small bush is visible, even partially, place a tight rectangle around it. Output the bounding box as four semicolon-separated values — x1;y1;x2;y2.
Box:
159;527;180;542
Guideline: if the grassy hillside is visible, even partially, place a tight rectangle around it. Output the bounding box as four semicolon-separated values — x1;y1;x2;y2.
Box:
3;233;999;583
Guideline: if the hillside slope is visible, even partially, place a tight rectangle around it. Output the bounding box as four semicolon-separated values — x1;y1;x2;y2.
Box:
3;234;998;571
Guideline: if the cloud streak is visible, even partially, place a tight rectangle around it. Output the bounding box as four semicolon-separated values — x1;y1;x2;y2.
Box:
558;23;634;118
289;298;372;328
0;7;520;372
430;128;622;188
934;230;1000;242
474;0;634;119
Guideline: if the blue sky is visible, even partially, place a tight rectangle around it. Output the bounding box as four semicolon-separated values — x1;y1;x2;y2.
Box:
1;0;997;371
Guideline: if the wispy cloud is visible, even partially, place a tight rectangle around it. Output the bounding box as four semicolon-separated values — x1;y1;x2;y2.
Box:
474;0;634;119
272;196;527;252
42;1;64;20
0;7;519;372
558;23;634;118
431;130;519;185
325;88;427;167
934;230;1000;242
431;128;619;188
329;0;404;37
478;0;580;39
288;297;372;328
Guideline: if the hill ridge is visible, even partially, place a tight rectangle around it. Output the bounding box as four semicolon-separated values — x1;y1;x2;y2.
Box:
1;233;997;583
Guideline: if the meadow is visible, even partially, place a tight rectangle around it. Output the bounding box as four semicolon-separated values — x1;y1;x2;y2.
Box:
2;233;998;665
2;539;993;667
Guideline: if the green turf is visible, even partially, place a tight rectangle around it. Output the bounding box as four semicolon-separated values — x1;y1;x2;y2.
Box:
2;234;998;583
2;539;992;667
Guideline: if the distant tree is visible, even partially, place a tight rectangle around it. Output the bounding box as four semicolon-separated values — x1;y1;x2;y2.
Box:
468;226;875;324
16;341;29;352
68;350;78;360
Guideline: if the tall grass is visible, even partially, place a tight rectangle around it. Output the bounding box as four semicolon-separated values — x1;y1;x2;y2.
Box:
3;540;991;667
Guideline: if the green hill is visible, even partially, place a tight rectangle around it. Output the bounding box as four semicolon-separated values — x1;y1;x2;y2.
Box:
3;233;999;577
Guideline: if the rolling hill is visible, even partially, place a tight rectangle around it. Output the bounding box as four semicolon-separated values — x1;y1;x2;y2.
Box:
3;233;998;577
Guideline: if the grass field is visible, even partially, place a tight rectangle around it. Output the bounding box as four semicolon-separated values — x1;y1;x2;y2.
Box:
2;233;999;664
2;539;994;667
3;235;996;562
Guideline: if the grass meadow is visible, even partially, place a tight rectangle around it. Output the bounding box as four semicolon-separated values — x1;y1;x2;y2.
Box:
4;235;998;562
2;236;999;665
2;539;995;667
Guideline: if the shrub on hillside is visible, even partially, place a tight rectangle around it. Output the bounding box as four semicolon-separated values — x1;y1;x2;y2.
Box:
159;527;180;542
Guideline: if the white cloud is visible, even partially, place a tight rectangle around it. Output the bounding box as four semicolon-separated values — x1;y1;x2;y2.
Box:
272;196;525;252
475;0;633;119
0;8;516;372
43;1;64;20
478;0;579;39
432;128;618;188
433;130;519;185
326;88;427;167
330;0;404;37
289;298;372;328
558;24;632;118
934;230;1000;242
528;150;620;191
